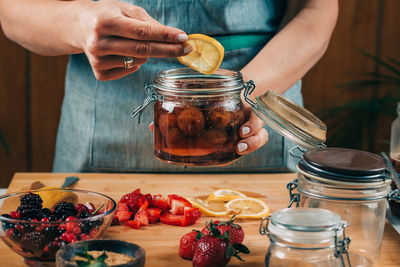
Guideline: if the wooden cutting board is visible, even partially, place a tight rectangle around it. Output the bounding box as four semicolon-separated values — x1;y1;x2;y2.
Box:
0;173;399;267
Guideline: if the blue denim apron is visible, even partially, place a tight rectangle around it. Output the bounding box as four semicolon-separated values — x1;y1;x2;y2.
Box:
53;0;302;173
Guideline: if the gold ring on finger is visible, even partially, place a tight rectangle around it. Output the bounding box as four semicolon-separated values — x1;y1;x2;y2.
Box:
123;56;135;70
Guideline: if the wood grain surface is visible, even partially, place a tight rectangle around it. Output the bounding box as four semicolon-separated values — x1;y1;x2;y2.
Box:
0;173;399;266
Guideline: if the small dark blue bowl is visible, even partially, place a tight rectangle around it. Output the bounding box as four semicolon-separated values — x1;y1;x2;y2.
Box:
56;239;145;267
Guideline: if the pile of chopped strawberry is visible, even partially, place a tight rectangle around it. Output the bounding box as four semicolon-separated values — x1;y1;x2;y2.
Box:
179;216;249;267
111;189;201;229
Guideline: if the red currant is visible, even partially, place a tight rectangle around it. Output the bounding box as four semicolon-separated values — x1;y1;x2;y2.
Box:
41;218;49;222
15;224;24;231
66;216;77;222
65;222;76;233
5;228;14;238
80;233;90;240
73;226;82;235
9;211;20;219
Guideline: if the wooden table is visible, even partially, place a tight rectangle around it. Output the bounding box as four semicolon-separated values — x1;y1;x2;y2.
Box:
0;173;399;266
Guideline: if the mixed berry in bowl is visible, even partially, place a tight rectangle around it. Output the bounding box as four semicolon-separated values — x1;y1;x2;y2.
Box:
0;189;116;266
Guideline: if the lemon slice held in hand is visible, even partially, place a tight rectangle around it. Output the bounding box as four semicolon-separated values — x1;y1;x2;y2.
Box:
186;198;228;217
225;197;270;219
178;34;224;75
206;189;247;202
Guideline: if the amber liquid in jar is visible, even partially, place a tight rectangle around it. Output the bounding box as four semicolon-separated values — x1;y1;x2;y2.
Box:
154;96;245;166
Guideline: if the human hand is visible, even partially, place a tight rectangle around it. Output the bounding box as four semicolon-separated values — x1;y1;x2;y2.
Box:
78;0;191;81
235;106;268;155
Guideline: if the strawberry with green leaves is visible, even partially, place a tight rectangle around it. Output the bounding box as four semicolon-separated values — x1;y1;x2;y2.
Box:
192;222;249;267
201;215;244;244
179;230;203;260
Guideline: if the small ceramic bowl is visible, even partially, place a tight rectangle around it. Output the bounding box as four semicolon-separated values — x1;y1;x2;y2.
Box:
55;240;145;267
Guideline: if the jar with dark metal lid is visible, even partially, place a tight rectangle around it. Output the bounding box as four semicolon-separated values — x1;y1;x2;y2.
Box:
260;208;352;267
286;147;400;267
132;68;247;166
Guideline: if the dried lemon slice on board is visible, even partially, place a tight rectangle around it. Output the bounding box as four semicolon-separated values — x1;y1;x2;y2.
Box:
206;189;247;202
186;198;228;216
177;34;224;75
225;197;270;219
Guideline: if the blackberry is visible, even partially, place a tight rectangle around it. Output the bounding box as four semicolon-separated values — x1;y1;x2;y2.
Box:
78;211;90;219
41;208;52;219
20;231;46;254
47;242;60;258
17;204;42;220
54;202;78;220
11;229;23;242
80;221;95;234
1;214;14;231
20;193;43;209
42;226;59;243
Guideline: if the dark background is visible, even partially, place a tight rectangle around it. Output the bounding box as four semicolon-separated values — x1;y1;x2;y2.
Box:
1;0;399;187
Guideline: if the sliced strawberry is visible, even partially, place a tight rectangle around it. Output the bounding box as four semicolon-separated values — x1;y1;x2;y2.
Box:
168;195;192;215
134;210;149;226
146;208;162;218
116;210;133;224
182;207;201;226
117;202;129;212
111;214;120;226
125;220;141;229
159;212;185;226
139;194;153;207
148;216;159;224
152;195;169;210
120;189;143;213
138;201;149;211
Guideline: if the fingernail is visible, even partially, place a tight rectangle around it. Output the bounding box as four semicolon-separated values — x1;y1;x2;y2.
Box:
237;143;248;153
184;45;192;54
178;33;188;42
241;126;250;136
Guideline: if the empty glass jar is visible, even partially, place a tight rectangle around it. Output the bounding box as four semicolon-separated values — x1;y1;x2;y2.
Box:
260;208;351;267
287;147;400;267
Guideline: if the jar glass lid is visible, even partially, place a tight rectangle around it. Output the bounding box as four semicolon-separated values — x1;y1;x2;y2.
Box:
269;208;343;244
244;85;327;150
299;147;388;183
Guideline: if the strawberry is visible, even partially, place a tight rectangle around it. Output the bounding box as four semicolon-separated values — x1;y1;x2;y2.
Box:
120;189;143;213
116;202;129;212
139;194;153;207
201;216;244;244
146;208;162;218
111;214;119;226
192;222;249;267
151;195;169;210
148;216;159;224
125;220;141;229
159;212;185;226
116;210;132;224
168;194;192;215
182;207;201;226
134;201;149;226
192;235;230;267
160;207;201;227
179;230;203;260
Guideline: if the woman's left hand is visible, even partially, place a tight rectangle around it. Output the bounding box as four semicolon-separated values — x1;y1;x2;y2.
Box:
236;107;268;155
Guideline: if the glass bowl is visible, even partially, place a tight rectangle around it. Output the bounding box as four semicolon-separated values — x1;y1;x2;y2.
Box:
0;188;117;267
